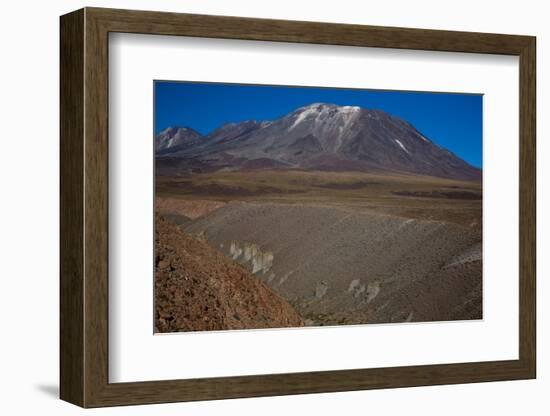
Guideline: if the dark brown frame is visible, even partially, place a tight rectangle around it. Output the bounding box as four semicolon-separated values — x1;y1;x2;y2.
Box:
60;7;536;408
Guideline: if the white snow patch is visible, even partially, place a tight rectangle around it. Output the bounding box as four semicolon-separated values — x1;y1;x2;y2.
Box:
289;103;361;150
394;139;410;154
419;134;429;143
289;107;318;130
341;105;360;113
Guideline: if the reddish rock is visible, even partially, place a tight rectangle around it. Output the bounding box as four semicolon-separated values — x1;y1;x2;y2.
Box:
155;213;304;332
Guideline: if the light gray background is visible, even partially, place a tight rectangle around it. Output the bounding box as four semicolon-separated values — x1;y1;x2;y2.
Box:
0;0;546;414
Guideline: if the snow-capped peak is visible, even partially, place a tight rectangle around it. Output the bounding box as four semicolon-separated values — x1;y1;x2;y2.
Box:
341;105;361;112
298;102;332;111
289;106;320;130
289;103;361;131
297;103;360;113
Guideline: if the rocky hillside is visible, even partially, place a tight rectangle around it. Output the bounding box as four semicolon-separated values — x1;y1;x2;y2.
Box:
155;126;202;153
184;202;482;325
155;213;304;332
156;103;481;180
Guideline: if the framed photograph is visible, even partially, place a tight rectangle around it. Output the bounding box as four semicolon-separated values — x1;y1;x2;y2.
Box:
60;7;536;407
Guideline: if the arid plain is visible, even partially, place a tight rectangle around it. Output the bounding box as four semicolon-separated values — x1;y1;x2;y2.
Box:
155;169;482;331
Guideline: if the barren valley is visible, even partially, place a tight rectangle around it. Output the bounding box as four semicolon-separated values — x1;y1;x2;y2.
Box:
156;169;482;330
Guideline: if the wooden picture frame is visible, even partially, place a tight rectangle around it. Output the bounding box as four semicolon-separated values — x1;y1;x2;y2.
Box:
60;7;536;408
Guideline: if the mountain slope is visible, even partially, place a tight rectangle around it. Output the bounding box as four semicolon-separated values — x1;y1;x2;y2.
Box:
155;213;304;332
156;103;481;180
155;126;203;154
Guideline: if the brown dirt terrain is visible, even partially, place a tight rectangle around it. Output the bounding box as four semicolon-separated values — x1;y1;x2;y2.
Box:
156;169;482;228
155;213;304;332
155;197;226;220
156;169;482;329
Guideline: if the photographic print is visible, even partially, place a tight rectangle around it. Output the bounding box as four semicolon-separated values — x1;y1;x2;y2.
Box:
154;81;482;333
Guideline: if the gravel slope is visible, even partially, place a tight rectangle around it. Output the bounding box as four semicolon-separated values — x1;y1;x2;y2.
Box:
184;202;482;325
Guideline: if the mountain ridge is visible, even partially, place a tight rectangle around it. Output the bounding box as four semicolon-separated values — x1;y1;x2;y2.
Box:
156;103;481;180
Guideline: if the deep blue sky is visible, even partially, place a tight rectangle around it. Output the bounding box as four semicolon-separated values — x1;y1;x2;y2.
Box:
154;81;483;168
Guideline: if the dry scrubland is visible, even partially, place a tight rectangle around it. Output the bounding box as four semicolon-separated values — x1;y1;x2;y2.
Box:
155;169;482;331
